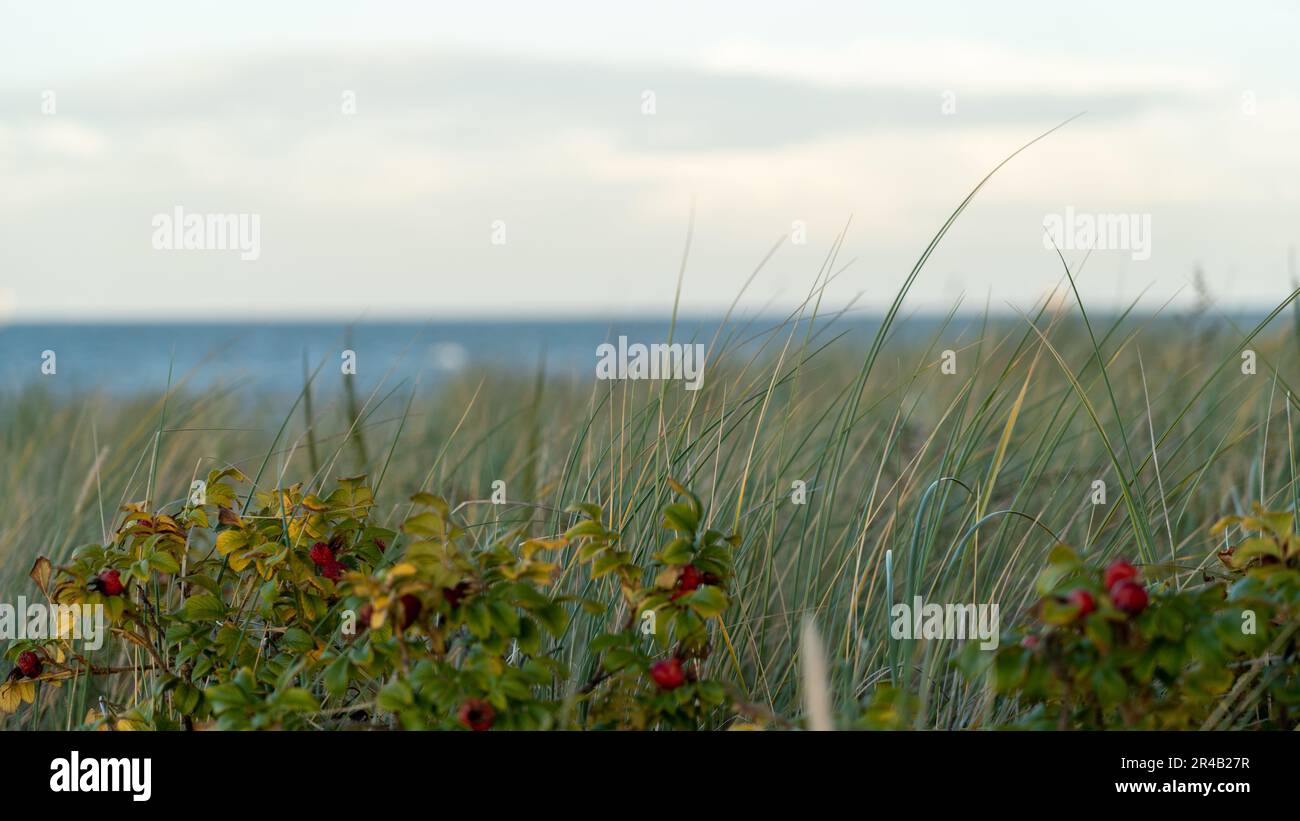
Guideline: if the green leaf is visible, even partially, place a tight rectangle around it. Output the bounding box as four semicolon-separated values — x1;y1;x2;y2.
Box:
534;602;569;637
564;520;608;539
993;647;1028;692
565;502;604;520
148;552;181;574
604;648;640;672
173;682;201;715
1092;666;1126;706
1046;543;1080;566
657;537;694;566
130;558;151;582
1035;562;1076;597
183;594;225;622
466;599;492;638
276;687;320;712
662;503;699;534
281;628;315;653
682;585;728;618
402;512;445;538
517;616;541;655
324;656;351;698
489;600;521;637
592;552;627;578
696;680;727;705
1230;537;1283;568
205;682;249;707
377;679;414;712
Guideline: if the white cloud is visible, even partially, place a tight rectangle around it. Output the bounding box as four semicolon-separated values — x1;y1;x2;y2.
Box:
703;38;1230;96
0;43;1296;319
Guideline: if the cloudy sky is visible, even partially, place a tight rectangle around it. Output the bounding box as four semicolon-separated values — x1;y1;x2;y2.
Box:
1;1;1298;320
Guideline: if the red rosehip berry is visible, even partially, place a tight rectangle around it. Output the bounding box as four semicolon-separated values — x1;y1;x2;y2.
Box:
320;561;345;581
1104;559;1139;591
650;657;686;690
16;651;42;678
1110;580;1149;615
96;569;124;596
309;542;335;567
458;698;495;731
399;594;422;629
671;565;703;600
678;565;702;591
1067;588;1095;618
1020;635;1041;650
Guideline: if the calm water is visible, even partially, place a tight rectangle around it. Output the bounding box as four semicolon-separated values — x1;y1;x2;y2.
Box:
0;313;1251;396
0;318;885;396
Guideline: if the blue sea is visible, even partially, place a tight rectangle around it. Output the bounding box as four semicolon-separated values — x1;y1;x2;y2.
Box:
0;317;882;396
0;312;1256;396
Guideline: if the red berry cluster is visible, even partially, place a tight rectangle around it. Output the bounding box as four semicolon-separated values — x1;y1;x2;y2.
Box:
309;541;346;581
1104;560;1148;615
1064;559;1148;620
15;651;42;679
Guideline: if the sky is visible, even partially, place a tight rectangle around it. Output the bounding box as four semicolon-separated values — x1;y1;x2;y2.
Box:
1;0;1298;321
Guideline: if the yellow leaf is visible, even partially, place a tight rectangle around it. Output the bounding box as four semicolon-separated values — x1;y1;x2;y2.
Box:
29;557;52;598
521;537;567;558
0;680;35;714
387;562;418;579
0;682;21;714
216;529;249;557
1210;515;1241;536
207;466;249;485
228;550;254;573
301;495;328;512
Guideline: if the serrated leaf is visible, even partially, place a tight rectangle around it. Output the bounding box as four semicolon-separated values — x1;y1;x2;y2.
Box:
148;552;181;575
183;594;225;621
216;530;249;557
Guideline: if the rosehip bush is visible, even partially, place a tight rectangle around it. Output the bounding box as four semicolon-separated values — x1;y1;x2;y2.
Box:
568;482;737;729
2;470;743;730
956;504;1300;729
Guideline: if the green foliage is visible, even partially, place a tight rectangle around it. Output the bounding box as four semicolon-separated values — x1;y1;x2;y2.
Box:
2;473;743;730
942;508;1300;729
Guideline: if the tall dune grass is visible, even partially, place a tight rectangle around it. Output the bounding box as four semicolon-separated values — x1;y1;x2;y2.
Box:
3;293;1297;729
